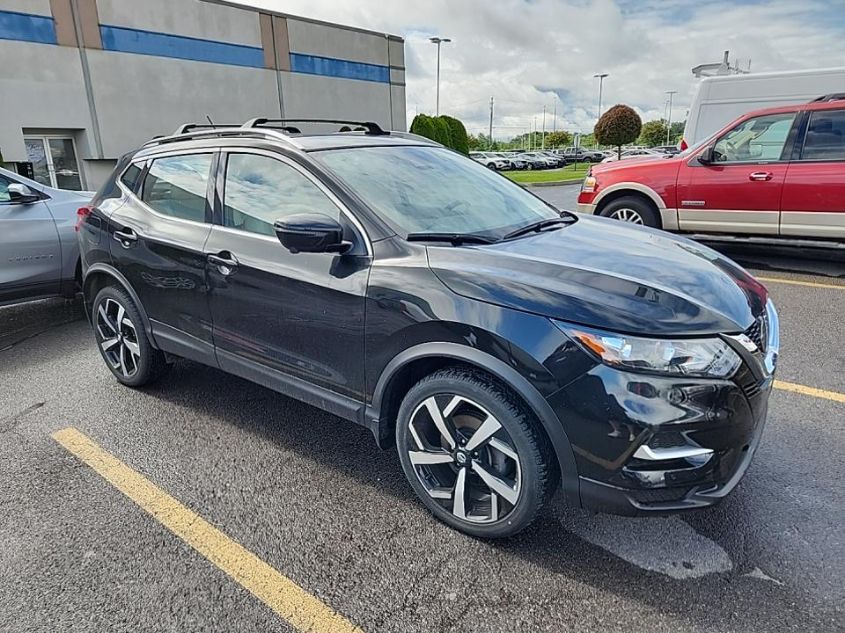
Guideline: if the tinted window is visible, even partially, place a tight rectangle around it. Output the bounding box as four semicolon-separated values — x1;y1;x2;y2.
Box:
713;112;796;162
120;163;143;192
316;146;558;237
223;153;339;237
0;175;10;203
802;110;845;160
141;154;212;222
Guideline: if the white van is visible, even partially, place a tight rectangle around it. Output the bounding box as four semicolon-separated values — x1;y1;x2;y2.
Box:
682;67;845;149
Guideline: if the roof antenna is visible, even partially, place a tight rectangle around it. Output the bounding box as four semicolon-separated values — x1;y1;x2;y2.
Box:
206;115;216;128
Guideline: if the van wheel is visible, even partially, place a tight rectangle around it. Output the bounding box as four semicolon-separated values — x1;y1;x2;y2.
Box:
396;367;556;538
92;286;170;387
599;196;660;228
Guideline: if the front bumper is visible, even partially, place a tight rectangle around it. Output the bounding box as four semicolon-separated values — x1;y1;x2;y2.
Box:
575;202;597;215
548;302;778;515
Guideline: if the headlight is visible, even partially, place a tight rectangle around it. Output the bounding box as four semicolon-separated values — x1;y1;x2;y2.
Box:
554;322;742;378
581;175;597;193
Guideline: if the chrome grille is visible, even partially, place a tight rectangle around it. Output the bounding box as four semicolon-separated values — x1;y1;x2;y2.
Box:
744;313;769;353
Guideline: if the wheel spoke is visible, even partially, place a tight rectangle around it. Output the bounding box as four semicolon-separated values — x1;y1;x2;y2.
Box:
471;462;519;505
488;437;519;462
452;467;467;519
409;450;453;465
100;338;119;352
123;339;140;358
119;345;129;377
490;493;499;521
116;304;126;332
464;414;501;451
98;305;116;333
423;397;455;449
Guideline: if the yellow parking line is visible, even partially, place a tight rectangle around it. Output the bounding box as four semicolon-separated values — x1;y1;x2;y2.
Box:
774;380;845;404
51;428;362;633
757;276;845;291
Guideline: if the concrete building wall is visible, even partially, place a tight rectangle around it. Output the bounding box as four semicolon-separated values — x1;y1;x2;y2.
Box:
0;0;406;189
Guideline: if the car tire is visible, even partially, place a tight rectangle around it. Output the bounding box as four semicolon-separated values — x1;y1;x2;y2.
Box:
91;285;171;387
396;367;557;538
599;195;660;228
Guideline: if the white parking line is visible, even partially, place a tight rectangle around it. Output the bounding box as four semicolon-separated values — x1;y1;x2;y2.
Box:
560;512;732;579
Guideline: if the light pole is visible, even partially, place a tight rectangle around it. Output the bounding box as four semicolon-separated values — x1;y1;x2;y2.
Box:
593;73;608;148
429;37;451;116
665;90;677;145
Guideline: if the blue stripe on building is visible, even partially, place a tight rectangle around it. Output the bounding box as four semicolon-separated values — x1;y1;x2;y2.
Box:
0;10;57;45
290;52;390;84
99;25;265;68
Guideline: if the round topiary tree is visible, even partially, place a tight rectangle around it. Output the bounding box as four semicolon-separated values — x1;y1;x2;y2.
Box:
594;104;642;159
410;114;437;142
440;115;470;155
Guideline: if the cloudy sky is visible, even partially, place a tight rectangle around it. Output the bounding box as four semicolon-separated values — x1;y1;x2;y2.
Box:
233;0;845;140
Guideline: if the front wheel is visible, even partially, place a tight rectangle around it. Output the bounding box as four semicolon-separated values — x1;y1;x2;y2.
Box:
92;286;170;387
598;195;660;228
396;368;557;538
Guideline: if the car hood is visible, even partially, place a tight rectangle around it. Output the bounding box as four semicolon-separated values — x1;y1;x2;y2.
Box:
427;215;767;336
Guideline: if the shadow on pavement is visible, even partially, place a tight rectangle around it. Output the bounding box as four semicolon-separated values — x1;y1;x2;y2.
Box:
0;297;85;352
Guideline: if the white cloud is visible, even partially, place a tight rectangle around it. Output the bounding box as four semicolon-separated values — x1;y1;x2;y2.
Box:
232;0;845;139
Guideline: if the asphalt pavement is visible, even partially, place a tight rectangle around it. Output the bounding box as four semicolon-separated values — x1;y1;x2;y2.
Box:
1;244;843;632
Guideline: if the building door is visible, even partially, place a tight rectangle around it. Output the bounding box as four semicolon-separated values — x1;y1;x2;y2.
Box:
23;136;84;191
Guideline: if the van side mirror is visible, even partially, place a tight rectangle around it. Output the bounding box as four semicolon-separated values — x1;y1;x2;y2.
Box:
697;145;715;165
274;213;352;254
8;183;39;204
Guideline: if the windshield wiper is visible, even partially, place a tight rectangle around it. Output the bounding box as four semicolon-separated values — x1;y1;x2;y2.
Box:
502;215;575;241
406;232;498;245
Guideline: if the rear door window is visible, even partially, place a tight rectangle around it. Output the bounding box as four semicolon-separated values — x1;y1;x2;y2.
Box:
140;154;212;222
801;110;845;161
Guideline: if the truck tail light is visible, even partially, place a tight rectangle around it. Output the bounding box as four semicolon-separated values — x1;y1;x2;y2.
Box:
75;205;92;232
679;138;688;151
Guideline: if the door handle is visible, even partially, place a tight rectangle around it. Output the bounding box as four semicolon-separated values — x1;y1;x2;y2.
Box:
749;171;773;181
113;228;138;247
207;252;238;275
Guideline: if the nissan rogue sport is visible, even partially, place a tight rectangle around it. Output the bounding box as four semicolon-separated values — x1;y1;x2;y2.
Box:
77;119;779;538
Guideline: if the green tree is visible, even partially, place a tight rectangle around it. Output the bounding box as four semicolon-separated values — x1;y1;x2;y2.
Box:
594;104;642;159
440;115;470;155
638;119;668;147
432;116;453;147
410;114;437;142
545;131;573;148
467;134;483;150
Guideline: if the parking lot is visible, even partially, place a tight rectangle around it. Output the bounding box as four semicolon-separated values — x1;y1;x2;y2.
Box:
1;228;843;632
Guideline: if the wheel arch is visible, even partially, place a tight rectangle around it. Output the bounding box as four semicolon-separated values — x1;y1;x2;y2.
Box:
82;263;157;348
369;342;580;507
593;182;678;230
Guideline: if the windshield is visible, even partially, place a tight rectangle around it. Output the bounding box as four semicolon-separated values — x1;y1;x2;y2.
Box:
315;146;560;237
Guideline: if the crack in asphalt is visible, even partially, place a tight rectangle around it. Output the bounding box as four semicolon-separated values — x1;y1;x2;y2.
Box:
0;402;46;434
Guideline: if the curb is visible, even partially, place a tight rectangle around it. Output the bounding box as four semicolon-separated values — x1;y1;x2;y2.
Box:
521;180;583;188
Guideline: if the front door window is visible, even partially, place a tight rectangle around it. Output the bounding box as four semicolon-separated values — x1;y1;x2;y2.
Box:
24;136;84;190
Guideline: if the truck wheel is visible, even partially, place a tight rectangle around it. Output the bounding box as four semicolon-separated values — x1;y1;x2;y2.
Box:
599;196;660;228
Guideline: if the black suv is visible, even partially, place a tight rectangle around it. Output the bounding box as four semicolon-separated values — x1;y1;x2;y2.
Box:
78;119;779;538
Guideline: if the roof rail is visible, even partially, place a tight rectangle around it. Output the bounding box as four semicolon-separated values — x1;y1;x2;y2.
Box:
243;118;389;136
141;126;303;150
810;93;845;102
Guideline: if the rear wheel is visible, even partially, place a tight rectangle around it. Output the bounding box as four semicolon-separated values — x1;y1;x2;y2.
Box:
92;286;170;387
396;367;556;538
599;195;660;228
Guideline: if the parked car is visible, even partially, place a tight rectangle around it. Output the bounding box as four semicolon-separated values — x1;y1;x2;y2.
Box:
558;147;605;162
600;148;666;163
577;95;845;241
0;165;93;305
518;152;558;169
79;118;779;538
490;152;528;170
654;145;681;155
682;66;845;150
469;151;508;170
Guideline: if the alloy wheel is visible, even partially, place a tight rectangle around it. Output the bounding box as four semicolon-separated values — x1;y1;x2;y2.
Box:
405;395;522;523
608;207;644;224
96;298;141;378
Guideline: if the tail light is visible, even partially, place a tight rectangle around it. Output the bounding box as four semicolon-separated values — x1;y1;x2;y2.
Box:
75;205;92;232
679;138;688;151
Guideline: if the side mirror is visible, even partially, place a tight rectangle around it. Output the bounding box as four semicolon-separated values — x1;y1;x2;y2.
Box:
8;183;39;204
274;213;351;255
697;145;715;165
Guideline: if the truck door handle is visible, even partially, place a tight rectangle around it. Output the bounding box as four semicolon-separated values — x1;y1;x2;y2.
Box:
749;171;773;181
208;252;238;275
113;228;138;247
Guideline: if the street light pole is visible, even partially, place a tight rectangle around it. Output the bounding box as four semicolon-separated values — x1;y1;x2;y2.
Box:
593;73;608;148
665;90;677;146
429;37;451;116
541;105;546;150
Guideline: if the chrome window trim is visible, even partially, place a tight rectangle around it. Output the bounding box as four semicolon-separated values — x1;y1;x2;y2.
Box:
218;147;373;257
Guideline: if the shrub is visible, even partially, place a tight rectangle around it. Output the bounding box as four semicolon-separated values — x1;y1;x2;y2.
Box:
440;115;470;155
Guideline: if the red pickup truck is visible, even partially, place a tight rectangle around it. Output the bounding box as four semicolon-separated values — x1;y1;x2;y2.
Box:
577;96;845;241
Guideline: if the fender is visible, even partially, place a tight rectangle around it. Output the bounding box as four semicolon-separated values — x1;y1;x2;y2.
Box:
370;342;580;507
82;263;158;348
592;181;679;231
